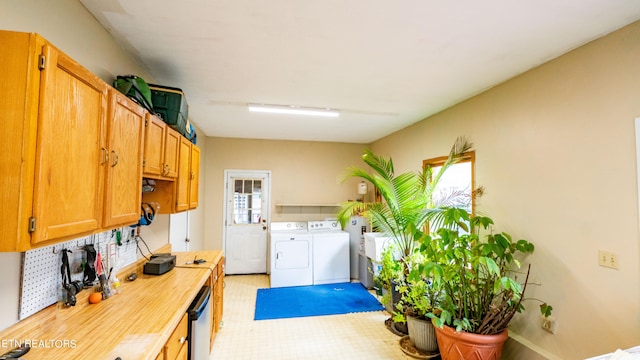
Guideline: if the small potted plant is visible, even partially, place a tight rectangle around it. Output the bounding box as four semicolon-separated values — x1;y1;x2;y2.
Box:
425;207;553;360
394;249;442;354
375;244;402;314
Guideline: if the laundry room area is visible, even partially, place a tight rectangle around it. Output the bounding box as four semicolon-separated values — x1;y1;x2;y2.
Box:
211;138;371;276
4;1;640;359
269;219;351;288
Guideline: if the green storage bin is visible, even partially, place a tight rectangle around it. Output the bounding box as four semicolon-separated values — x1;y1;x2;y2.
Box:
149;84;188;136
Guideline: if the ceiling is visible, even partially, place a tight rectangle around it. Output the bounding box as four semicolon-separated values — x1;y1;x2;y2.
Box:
79;0;640;144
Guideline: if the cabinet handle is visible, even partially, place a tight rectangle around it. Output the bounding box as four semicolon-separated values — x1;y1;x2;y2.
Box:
101;147;109;165
179;336;186;344
190;171;195;180
111;151;119;167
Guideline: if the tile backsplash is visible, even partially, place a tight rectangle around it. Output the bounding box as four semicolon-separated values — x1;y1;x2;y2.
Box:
19;228;138;319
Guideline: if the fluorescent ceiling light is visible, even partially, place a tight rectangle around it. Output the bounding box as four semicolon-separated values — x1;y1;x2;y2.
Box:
248;104;339;117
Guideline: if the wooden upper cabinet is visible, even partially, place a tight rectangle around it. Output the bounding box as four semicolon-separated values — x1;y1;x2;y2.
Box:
143;113;166;178
31;42;109;244
142;139;200;215
176;139;200;213
163;128;180;179
175;137;192;212
103;90;145;228
189;145;200;209
1;30;150;251
144;116;179;180
0;31;44;251
0;30;110;250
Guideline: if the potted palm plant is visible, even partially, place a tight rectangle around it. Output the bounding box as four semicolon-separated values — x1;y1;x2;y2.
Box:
337;137;472;343
424;207;553;360
337;136;473;273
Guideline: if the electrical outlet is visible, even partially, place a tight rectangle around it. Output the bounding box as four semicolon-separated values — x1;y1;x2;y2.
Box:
598;250;619;269
541;316;557;334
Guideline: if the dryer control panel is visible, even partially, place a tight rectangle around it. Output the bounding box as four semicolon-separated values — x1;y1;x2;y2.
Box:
308;220;341;232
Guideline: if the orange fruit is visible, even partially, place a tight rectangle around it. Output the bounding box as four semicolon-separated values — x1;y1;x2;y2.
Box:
89;292;102;304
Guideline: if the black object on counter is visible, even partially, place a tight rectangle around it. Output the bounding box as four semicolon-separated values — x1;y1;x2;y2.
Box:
143;254;176;275
0;344;30;359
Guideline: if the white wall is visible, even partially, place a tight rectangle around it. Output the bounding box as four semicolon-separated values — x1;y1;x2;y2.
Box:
0;254;22;330
203;138;367;250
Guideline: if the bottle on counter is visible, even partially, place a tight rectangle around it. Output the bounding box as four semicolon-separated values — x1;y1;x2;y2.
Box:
110;277;121;295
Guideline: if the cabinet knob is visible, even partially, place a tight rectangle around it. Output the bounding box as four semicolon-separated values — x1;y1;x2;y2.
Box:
101;147;109;165
179;336;186;344
111;151;119;167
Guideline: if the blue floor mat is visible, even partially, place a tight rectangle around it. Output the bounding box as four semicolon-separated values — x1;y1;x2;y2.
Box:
254;282;384;320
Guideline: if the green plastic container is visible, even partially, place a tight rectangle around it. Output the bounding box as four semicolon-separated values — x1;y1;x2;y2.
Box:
149;84;188;136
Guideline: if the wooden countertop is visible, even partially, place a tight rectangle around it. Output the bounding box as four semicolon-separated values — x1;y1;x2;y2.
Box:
0;250;223;360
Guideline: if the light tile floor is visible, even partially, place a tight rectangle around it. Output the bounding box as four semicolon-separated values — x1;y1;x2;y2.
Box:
210;274;411;360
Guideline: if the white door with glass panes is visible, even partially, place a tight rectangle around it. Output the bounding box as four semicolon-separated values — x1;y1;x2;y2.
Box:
224;170;270;274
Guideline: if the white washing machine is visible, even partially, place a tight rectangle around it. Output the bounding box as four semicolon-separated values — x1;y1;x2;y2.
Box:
308;220;350;285
269;222;313;288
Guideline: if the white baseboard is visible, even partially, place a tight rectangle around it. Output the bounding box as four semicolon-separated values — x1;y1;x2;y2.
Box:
504;332;562;360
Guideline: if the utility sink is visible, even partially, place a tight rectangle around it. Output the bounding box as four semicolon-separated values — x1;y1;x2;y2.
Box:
363;232;394;262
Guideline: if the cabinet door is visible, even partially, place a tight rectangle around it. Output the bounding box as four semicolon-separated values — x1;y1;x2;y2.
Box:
209;272;218;348
213;258;225;337
103;90;145;228
31;43;108;243
176;341;188;360
155;350;165;360
189;145;200;209
163;128;180;178
175;137;191;212
143;114;166;177
0;31;43;251
165;313;188;360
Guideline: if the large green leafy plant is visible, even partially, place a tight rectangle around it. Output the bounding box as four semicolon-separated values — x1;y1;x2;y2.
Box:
425;207;552;335
337;137;473;274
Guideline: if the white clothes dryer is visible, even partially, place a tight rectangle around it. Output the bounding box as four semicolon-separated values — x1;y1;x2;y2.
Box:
269;222;313;288
308;220;350;285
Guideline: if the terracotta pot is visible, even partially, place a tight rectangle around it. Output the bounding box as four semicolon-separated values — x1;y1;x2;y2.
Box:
434;325;508;360
407;316;438;353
